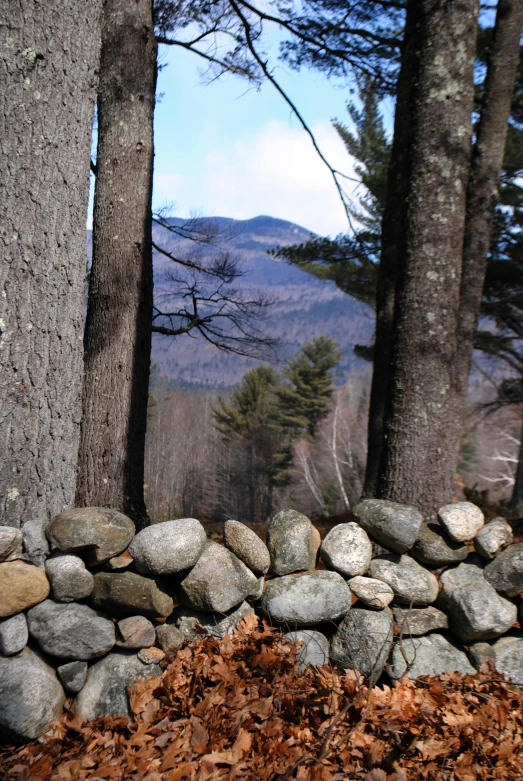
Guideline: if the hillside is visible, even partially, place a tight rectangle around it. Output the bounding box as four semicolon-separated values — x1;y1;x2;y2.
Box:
87;215;373;389
152;215;372;388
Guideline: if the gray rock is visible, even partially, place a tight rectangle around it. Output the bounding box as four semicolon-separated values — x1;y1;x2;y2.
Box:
446;578;517;642
0;647;65;741
249;576;265;601
348;576;394;609
45;554;94;602
474;518;513;560
330;606;394;681
46;507;135;565
391;633;475;679
437;558;485;611
484;543;523;597
21;518;50;567
91;571;174;619
57;661;88;694
492;635;523;684
170;601;255;641
128;518;206;575
367;555;439;606
177;541;258;613
284;630;329;671
469;642;496;669
260;571;352;627
27;600;115;660
156;624;185;656
0;614;28;656
116;616;156;649
0;526;23;562
393;606;448;636
0;560;50;618
320;523;372;578
411;523;468;568
224;520;270;575
353;499;423;555
438;502;484;543
73;652;161;720
266;510;320;576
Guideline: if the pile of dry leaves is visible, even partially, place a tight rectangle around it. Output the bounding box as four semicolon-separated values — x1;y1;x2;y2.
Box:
1;614;523;780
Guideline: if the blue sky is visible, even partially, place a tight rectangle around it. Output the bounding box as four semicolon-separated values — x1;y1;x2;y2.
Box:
150;41;365;236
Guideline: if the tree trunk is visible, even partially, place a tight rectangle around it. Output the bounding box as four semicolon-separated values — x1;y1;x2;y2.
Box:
363;4;419;497
378;0;478;518
511;419;523;516
0;0;101;528
76;0;157;529
453;0;523;417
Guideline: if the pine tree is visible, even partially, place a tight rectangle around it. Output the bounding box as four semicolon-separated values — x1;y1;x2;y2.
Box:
277;337;342;438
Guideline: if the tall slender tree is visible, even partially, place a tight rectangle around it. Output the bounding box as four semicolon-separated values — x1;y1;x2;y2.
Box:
0;0;101;527
76;0;157;528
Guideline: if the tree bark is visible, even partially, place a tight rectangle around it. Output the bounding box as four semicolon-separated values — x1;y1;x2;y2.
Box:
453;0;523;414
0;0;101;527
363;4;419;497
76;0;157;528
378;0;478;518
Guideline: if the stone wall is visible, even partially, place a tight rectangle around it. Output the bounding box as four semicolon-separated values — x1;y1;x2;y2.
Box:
1;502;522;742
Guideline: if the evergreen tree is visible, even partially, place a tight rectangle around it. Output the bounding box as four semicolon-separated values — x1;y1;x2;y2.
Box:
277;337;342;438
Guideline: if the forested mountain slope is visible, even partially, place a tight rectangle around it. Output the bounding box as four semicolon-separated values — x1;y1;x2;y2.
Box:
89;215;373;389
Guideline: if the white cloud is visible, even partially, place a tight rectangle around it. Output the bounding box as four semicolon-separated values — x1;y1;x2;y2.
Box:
153;121;357;237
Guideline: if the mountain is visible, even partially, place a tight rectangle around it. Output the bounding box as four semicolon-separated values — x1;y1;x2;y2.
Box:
88;215;374;389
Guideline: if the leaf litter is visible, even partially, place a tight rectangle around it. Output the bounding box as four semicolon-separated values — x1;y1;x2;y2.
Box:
1;614;523;780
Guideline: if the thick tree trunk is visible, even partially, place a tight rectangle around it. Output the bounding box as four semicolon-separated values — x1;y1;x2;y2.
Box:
363;5;418;497
378;0;478;518
76;0;157;529
0;1;101;528
453;1;523;414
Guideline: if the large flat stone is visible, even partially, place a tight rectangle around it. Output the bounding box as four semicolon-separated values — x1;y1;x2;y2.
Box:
446;579;517;643
73;652;161;720
266;510;320;575
177;541;258;613
0;560;50;618
46;507;135;565
484;543;523;597
391;633;475;679
260;571;352;627
474;518;513;560
27;600;115;660
492;635;523;684
0;647;65;741
45;554;94;602
330;606;394;681
353;499;423;554
368;555;439;606
284;630;329;671
411;523;468;568
0;526;23;562
393;606;448;636
0;614;29;656
224;520;270;575
91;571;174;619
438;502;484;543
437;558;485;612
320;523;372;578
128;518;206;575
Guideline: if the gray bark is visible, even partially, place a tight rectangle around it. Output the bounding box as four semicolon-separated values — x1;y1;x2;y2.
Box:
363;6;418;498
0;1;101;527
378;0;478;518
76;0;157;528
